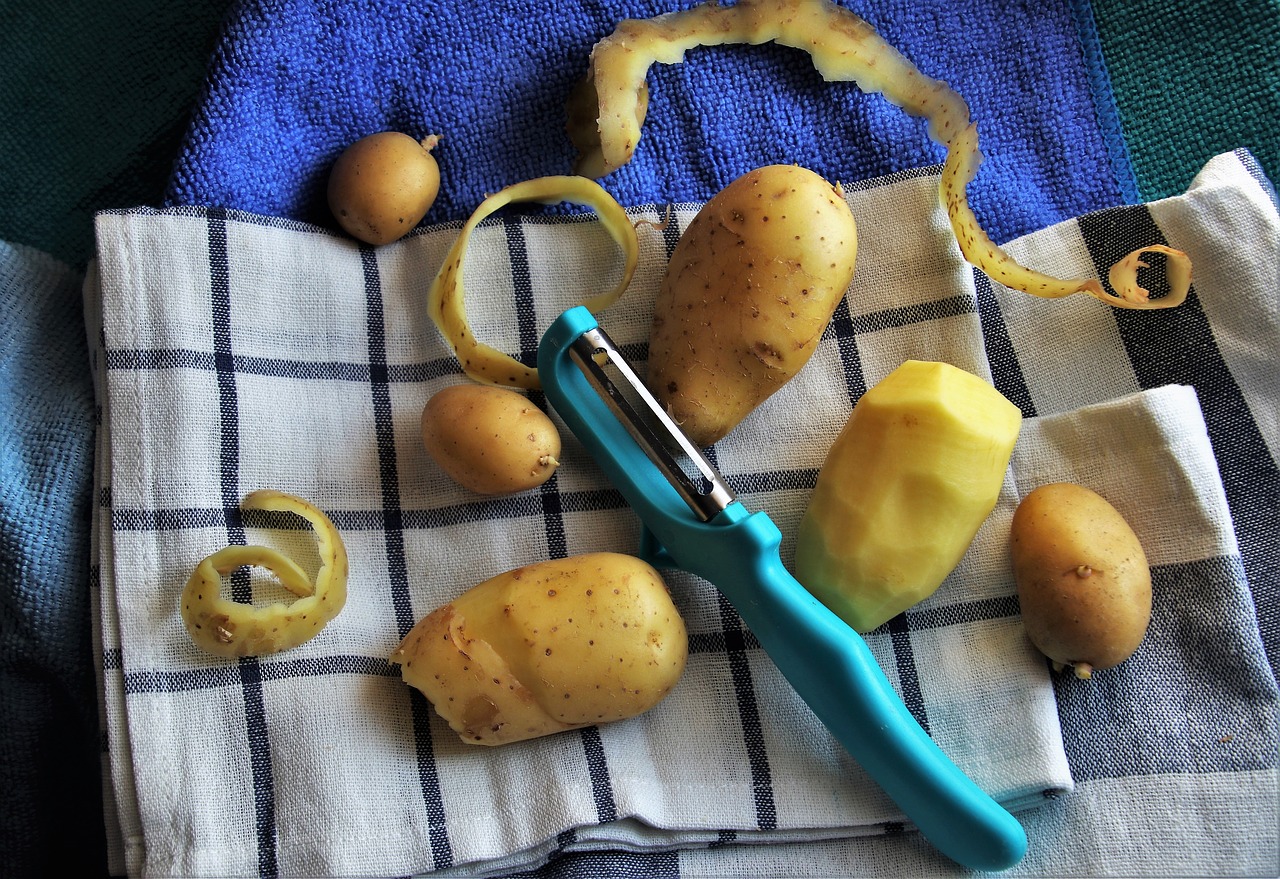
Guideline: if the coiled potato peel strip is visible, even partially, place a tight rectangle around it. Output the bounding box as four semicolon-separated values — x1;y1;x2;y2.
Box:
566;0;1190;309
428;175;640;389
181;490;349;657
1105;244;1193;309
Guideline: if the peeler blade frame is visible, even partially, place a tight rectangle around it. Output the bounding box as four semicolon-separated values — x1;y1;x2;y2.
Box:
565;324;735;522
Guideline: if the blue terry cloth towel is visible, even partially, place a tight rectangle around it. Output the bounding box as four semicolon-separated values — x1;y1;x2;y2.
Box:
164;0;1135;245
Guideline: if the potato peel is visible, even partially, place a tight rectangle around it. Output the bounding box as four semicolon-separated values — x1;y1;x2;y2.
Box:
567;0;1190;309
180;490;349;658
1105;244;1193;309
427;175;640;389
941;123;1106;302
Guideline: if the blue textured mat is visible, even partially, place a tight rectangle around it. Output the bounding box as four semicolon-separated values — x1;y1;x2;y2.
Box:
165;0;1132;245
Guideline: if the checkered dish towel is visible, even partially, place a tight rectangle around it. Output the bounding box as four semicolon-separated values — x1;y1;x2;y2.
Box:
86;151;1273;877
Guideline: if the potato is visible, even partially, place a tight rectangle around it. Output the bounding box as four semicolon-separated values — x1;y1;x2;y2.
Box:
421;384;561;495
647;164;857;447
390;553;688;745
1010;483;1152;679
795;360;1021;633
327;131;441;245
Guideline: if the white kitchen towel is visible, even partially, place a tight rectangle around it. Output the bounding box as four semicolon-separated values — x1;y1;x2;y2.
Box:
659;149;1280;879
86;149;1276;877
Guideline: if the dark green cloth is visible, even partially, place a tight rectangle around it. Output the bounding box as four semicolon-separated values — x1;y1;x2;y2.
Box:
0;1;233;267
1094;0;1279;200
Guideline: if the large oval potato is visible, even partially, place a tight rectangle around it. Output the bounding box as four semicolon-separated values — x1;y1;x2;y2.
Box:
1010;483;1152;679
647;164;857;447
421;384;561;495
391;553;688;745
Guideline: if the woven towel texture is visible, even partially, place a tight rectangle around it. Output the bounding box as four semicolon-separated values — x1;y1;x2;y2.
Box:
86;151;1279;877
1093;0;1280;201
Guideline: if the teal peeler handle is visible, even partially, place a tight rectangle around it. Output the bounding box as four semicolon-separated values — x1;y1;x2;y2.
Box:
646;508;1027;873
537;306;1026;871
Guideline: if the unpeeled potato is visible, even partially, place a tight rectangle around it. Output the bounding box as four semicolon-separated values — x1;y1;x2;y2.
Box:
1010;483;1152;679
328;131;441;245
391;553;688;745
647;163;857;447
421;384;561;495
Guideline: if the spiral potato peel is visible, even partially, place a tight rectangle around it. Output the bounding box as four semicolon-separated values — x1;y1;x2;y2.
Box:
181;490;349;657
427;175;641;389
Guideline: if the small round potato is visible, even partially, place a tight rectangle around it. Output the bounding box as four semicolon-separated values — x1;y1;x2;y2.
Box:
421;384;561;495
327;131;441;245
1010;483;1152;679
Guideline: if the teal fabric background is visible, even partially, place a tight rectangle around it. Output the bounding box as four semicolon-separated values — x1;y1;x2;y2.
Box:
0;1;1275;875
1095;0;1280;201
0;1;232;266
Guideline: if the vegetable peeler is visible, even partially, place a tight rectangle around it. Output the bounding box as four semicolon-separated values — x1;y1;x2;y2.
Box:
537;306;1027;872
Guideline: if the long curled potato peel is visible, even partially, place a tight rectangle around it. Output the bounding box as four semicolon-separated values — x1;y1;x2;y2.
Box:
427;175;641;389
567;0;1190;309
181;490;349;657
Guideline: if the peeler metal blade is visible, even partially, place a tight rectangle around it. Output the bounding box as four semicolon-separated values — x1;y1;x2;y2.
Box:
564;323;734;521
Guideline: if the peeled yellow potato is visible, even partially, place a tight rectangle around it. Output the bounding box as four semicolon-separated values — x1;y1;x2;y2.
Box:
647;163;857;447
421;384;561;495
391;553;688;745
1010;483;1152;679
795;360;1022;632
